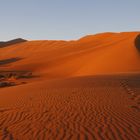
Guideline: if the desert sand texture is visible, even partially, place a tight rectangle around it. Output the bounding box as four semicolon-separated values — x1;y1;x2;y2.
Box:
0;32;140;140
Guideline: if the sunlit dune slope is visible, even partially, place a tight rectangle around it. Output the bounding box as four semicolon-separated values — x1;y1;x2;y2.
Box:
0;32;140;78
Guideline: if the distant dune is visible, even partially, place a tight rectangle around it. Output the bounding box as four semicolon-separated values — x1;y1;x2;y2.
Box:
0;38;27;48
0;32;140;140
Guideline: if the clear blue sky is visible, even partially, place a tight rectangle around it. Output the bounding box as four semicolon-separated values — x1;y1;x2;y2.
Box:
0;0;140;41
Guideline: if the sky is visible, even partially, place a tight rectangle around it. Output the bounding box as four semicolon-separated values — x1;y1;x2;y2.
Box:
0;0;140;41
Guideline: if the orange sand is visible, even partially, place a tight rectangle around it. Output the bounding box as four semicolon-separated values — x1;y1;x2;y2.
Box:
0;32;140;140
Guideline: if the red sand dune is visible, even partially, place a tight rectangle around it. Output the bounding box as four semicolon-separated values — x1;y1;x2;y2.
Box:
0;32;140;78
0;32;140;140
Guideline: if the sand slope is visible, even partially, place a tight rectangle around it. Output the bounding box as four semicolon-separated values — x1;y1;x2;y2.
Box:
0;38;27;48
0;32;140;140
0;32;140;78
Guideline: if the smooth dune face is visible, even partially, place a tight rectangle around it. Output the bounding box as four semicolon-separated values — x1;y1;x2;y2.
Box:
0;32;140;78
0;32;140;140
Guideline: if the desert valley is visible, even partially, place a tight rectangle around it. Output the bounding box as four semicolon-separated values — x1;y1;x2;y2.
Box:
0;32;140;140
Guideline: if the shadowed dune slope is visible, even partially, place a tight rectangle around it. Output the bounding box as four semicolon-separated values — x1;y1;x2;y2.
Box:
0;32;140;78
0;38;27;48
135;34;140;51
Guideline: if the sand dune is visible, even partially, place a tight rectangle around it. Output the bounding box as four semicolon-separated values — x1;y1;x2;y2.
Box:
0;32;140;140
0;32;140;78
0;38;27;48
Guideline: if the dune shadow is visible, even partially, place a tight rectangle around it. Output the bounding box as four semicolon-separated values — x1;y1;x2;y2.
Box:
0;71;32;79
0;57;22;66
135;34;140;51
0;71;34;88
0;38;27;48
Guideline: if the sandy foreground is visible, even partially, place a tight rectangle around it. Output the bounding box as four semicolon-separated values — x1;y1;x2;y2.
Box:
0;75;140;140
0;32;140;140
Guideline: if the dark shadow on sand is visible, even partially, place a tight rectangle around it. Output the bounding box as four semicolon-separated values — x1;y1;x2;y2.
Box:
0;57;22;66
135;34;140;51
0;38;27;48
0;71;35;88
